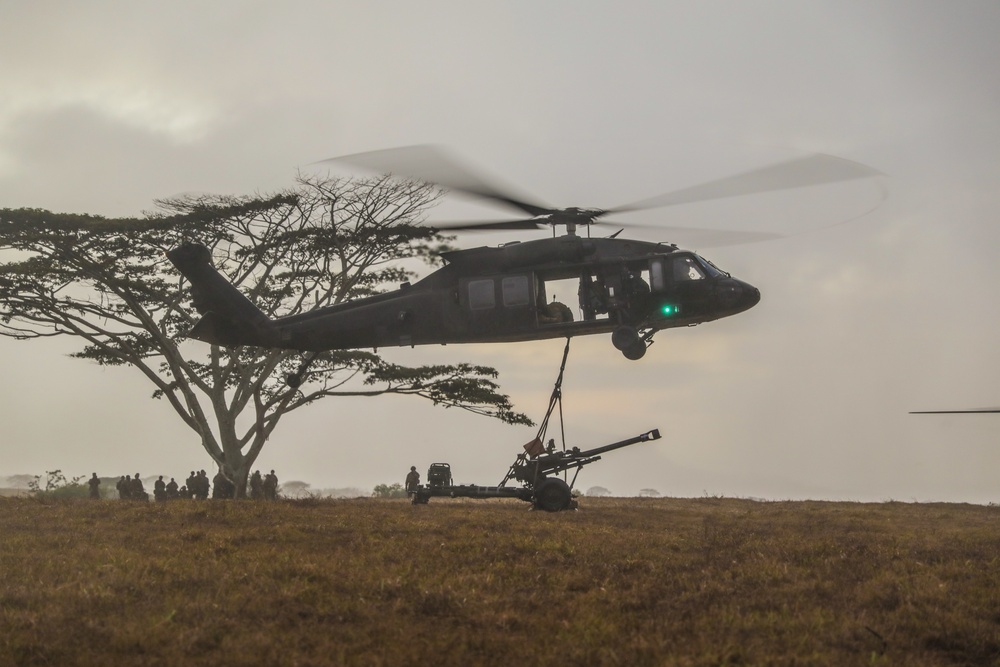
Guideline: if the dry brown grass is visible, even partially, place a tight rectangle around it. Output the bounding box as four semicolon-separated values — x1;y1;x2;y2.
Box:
1;496;998;666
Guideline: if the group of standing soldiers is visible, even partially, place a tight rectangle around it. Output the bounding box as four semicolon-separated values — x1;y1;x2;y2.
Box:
113;473;151;501
248;470;279;500
95;469;279;501
154;470;213;500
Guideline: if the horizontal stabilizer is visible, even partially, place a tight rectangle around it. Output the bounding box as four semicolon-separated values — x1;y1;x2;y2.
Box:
166;243;279;348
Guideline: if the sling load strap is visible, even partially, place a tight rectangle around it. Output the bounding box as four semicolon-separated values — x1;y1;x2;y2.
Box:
533;337;570;452
507;337;572;486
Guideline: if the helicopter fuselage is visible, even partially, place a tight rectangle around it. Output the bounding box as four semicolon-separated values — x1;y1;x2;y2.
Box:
277;235;758;351
169;235;759;360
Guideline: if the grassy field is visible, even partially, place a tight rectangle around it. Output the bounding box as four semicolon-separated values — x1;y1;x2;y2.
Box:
1;496;998;666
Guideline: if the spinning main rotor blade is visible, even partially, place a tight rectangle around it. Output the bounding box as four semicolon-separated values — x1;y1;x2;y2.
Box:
596;223;784;247
320;144;553;218
430;218;548;231
910;408;1000;414
608;153;884;213
321;146;884;241
429;218;784;246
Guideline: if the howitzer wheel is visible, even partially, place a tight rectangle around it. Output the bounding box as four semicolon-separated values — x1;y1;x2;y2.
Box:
534;478;572;512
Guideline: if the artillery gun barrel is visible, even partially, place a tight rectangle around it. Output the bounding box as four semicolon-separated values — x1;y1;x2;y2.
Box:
572;429;660;459
525;429;660;479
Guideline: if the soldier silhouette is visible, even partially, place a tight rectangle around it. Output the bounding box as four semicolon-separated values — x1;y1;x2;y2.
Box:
196;470;209;500
154;476;167;502
249;470;264;500
405;466;420;497
129;474;148;501
87;473;101;499
263;470;278;500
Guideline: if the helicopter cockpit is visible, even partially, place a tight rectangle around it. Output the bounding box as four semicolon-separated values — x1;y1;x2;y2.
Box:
650;252;727;289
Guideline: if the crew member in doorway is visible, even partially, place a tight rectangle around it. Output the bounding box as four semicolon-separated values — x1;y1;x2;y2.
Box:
538;295;573;324
621;269;650;317
579;273;610;320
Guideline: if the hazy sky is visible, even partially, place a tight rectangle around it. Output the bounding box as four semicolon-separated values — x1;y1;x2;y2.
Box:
1;1;998;502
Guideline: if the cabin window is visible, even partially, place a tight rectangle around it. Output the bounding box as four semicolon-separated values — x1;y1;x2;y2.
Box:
502;276;530;307
468;279;496;310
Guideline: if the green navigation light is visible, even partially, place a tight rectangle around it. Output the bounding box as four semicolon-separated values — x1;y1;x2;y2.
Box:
661;304;680;316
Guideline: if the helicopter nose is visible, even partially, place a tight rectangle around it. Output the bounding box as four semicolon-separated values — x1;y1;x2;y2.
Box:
716;278;760;313
739;281;761;311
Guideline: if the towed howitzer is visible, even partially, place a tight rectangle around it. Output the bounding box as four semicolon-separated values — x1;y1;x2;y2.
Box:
411;428;661;512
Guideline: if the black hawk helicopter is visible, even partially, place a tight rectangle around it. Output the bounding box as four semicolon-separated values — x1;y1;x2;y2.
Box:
167;146;880;374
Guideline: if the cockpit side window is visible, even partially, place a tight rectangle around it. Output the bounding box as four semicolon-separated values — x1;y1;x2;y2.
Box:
673;256;706;281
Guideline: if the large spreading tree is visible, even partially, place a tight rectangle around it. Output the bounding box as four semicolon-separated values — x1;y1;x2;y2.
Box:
0;174;530;496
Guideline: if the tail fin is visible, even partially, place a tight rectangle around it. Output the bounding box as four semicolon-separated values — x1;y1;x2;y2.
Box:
167;243;279;348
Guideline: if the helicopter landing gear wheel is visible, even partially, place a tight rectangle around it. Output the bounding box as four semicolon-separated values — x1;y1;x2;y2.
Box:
612;325;640;351
612;326;647;360
622;340;647;360
534;478;572;512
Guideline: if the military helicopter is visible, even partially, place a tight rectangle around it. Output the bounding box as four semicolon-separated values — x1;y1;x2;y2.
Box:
167;146;880;377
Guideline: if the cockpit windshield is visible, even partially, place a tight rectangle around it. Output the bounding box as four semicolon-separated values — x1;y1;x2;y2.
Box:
695;254;728;278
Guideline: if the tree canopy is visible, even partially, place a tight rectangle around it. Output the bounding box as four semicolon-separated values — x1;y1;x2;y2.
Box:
0;174;530;494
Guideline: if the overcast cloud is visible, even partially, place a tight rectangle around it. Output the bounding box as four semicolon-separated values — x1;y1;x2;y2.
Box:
1;1;997;502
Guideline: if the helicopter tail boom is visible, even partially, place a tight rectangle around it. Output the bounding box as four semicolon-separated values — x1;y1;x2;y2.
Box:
166;243;280;348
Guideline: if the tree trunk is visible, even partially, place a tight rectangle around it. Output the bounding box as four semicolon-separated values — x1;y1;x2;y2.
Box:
217;440;264;500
